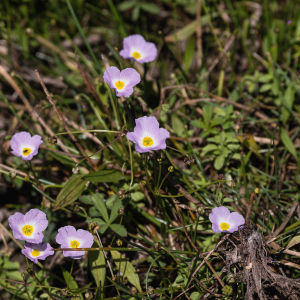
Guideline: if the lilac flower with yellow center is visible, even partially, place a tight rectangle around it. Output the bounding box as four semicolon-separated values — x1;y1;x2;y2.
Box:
209;206;245;233
22;242;54;264
120;34;157;63
8;209;48;243
10;132;43;160
103;66;140;98
55;226;94;259
127;116;170;153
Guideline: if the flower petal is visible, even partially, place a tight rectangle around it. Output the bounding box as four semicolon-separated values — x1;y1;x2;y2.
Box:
120;68;141;87
103;67;121;89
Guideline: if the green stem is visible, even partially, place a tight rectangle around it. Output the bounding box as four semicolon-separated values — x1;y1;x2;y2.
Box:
67;259;74;289
53;129;120;138
124;137;133;192
158;171;170;190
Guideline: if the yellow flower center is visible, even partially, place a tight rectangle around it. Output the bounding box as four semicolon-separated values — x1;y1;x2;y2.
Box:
22;225;33;236
142;137;154;147
22;148;32;156
70;240;80;248
31;249;41;257
115;81;125;90
132;51;141;59
220;222;230;230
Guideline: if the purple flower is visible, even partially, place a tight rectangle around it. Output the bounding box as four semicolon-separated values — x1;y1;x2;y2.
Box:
55;226;94;259
127;116;170;153
103;66;140;98
10;132;43;160
120;34;157;63
287;20;291;25
209;206;245;233
21;242;54;264
8;209;48;243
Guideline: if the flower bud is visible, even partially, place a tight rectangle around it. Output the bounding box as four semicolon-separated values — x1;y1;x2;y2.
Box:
147;286;155;295
118;208;125;215
254;188;259;194
157;158;162;164
116;239;122;246
154;190;160;196
60;289;68;296
168;166;174;172
141;180;146;186
72;166;79;174
9;170;16;179
226;273;236;284
130;287;138;295
197;207;205;215
222;285;233;296
154;242;161;252
161;104;169;111
218;174;225;180
24;176;30;182
85;292;93;299
48;136;58;145
116;188;126;199
184;156;195;166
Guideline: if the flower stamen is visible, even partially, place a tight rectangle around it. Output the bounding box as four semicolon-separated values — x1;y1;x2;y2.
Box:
220;222;230;230
31;249;41;257
142;137;153;147
22;225;33;236
132;51;141;59
115;81;125;90
70;240;80;248
22;148;32;156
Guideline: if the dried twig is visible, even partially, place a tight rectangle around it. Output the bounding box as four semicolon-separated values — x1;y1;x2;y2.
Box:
267;201;299;242
245;190;256;225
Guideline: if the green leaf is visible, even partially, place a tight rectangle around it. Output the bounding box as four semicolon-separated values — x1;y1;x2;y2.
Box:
282;83;295;125
109;198;123;223
202;104;213;126
132;6;140;21
190;292;201;300
201;144;218;155
190;120;206;129
61;267;83;300
89;206;102;217
91;193;109;223
171;114;185;137
79;195;93;205
82;169;129;183
111;250;142;292
53;175;87;211
139;3;160;14
118;1;135;11
280;127;298;161
106;194;118;209
110;224;127;237
89;239;106;298
286;235;300;249
258;73;273;83
184;37;195;71
259;83;272;93
214;155;225;170
131;191;145;202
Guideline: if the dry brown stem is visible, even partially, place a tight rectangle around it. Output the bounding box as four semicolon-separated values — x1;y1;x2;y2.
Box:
35;70;97;171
